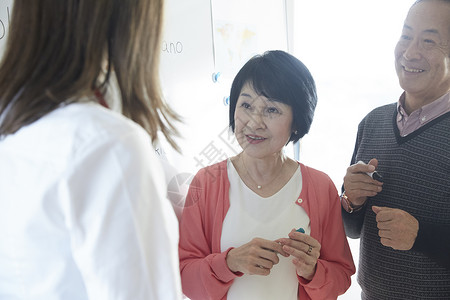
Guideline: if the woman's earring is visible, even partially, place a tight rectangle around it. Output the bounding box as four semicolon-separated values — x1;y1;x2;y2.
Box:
294;130;298;135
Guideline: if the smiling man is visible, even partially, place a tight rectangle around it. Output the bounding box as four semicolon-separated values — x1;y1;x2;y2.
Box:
340;0;450;299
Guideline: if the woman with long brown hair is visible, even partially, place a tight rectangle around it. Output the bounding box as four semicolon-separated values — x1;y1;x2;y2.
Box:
0;1;181;299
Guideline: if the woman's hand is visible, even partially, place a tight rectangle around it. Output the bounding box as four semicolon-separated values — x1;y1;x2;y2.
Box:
276;229;321;281
226;238;289;276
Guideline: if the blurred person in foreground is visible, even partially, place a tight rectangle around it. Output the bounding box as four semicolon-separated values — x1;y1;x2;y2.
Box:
0;0;182;299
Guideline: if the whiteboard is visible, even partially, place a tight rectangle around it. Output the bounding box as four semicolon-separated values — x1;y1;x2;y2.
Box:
159;0;289;175
211;0;288;79
159;0;214;97
0;0;12;58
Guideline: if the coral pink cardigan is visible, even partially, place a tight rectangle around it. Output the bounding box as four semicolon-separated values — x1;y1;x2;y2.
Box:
179;160;355;300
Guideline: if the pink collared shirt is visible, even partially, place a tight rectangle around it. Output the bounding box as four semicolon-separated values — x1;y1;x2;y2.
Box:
397;92;450;137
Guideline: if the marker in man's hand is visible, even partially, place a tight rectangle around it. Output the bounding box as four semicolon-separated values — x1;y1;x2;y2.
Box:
357;161;383;182
296;228;305;233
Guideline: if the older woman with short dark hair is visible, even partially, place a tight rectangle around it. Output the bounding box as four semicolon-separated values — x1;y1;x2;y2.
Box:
179;50;355;300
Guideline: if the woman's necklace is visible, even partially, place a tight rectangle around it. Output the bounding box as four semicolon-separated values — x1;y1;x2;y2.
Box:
241;155;285;189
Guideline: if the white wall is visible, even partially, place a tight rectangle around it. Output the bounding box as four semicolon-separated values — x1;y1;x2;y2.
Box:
293;0;411;187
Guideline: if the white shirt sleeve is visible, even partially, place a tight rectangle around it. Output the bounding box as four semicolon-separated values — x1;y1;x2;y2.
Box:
60;128;182;300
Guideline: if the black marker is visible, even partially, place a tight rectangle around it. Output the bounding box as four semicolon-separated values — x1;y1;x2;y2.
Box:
372;171;383;182
357;161;383;182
